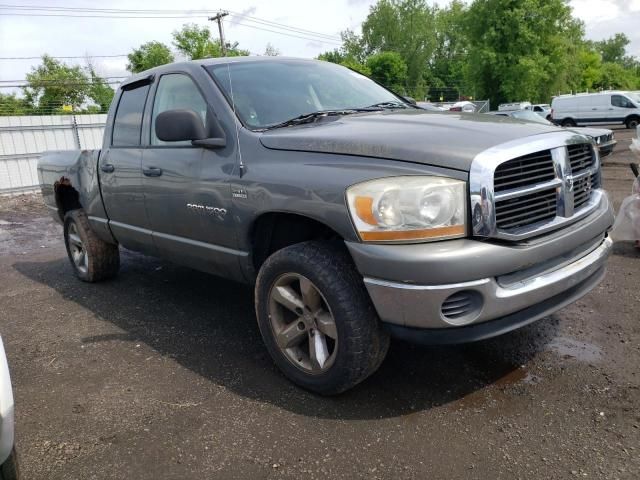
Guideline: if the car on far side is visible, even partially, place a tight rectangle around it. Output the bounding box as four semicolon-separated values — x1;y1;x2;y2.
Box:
448;100;476;112
532;104;551;120
416;102;447;111
487;109;616;157
0;337;17;480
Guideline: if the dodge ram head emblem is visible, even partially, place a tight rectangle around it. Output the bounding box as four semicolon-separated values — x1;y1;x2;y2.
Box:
564;177;574;192
186;203;227;220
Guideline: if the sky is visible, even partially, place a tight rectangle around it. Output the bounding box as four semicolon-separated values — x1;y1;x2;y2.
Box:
1;0;639;94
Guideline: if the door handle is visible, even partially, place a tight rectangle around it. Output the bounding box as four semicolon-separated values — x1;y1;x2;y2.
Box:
591;108;597;110
143;166;163;177
100;163;115;173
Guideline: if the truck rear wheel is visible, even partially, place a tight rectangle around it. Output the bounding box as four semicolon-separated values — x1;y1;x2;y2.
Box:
561;118;576;127
63;209;119;282
255;241;389;395
626;116;639;129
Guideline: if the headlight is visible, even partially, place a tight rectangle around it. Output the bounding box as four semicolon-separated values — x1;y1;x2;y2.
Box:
596;136;601;144
346;176;467;242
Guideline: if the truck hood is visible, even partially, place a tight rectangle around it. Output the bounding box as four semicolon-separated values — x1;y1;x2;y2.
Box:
568;126;612;138
259;110;562;171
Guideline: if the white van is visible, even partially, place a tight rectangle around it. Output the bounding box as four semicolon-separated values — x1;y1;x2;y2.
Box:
551;91;640;129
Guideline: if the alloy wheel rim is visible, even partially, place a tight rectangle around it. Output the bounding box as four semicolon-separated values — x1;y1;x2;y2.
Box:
268;273;338;374
68;222;88;274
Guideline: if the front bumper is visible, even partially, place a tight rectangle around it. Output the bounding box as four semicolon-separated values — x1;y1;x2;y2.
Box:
598;139;616;157
346;192;614;344
0;337;14;466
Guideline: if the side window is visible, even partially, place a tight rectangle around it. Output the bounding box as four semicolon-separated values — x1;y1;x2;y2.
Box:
112;85;150;146
611;95;634;108
151;74;208;146
533;106;542;112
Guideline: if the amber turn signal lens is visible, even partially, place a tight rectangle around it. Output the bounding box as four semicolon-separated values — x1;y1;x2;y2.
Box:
359;224;465;241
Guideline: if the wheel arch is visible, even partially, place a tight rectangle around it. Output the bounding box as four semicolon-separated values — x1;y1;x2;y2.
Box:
249;212;345;272
53;178;82;222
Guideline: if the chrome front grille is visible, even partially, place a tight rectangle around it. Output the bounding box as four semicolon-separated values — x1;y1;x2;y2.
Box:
470;132;603;241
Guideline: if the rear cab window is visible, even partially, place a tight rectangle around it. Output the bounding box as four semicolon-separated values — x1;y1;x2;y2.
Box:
112;84;151;146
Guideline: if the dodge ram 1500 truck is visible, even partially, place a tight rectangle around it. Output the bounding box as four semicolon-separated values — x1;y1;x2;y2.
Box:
38;57;615;394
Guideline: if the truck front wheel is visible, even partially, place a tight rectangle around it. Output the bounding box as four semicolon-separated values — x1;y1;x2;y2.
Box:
63;209;119;282
255;241;389;395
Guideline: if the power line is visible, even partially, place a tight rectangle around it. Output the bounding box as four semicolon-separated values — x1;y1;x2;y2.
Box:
0;54;129;60
0;4;342;42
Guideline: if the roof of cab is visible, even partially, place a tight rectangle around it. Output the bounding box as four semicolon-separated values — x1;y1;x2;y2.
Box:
120;56;320;89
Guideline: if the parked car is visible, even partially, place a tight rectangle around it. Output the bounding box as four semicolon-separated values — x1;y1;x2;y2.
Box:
488;109;616;157
38;57;614;394
551;91;640;129
416;102;447;111
498;101;532;111
0;337;17;480
448;100;476;112
532;103;551;119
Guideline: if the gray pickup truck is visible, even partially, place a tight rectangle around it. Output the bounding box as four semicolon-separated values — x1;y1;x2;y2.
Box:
38;57;614;394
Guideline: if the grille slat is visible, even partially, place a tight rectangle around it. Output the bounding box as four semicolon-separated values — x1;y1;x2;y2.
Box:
495;195;557;218
496;203;558;223
494;171;557;190
494;149;555;193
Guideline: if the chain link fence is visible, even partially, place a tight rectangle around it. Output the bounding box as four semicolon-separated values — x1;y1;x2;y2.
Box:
0;114;106;194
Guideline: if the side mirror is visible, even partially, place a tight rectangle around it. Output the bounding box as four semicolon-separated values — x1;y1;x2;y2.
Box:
155;109;207;142
155;109;226;149
403;96;417;105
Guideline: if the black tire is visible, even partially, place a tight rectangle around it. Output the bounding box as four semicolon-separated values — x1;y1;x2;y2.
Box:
0;448;19;480
255;241;390;395
561;118;576;127
626;116;639;129
63;209;119;282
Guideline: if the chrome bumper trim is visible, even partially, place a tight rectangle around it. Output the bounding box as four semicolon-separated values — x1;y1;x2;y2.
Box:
364;236;612;329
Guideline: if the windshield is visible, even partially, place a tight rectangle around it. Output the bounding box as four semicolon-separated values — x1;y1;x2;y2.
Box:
626;92;640;104
206;60;405;129
510;109;553;125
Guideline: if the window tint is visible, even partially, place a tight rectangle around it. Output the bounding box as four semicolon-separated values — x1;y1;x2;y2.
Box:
206;61;403;129
151;74;208;145
112;85;150;146
611;95;635;108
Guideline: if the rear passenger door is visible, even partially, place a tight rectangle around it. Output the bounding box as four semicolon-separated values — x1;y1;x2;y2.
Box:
99;79;156;255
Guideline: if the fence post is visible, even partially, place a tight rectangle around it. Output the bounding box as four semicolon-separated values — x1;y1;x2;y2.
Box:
71;114;81;149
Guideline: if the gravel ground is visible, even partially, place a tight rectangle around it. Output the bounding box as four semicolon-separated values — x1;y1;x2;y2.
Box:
0;127;638;479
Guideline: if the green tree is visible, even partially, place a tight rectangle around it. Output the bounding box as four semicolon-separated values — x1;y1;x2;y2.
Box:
86;63;115;112
23;55;90;113
366;51;407;93
359;0;436;98
594;33;630;64
127;41;174;73
172;24;248;60
430;1;470;100
465;0;580;106
0;93;31;115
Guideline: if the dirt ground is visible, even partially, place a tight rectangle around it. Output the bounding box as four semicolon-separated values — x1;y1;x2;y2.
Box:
0;127;638;479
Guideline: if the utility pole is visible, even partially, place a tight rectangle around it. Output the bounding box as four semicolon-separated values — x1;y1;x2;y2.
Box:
208;11;229;56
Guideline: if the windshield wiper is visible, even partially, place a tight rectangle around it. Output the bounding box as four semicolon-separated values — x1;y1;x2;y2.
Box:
366;101;411;109
263;108;380;130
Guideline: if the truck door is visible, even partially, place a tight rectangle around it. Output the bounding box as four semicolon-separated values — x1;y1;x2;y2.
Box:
99;79;157;255
142;72;240;279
